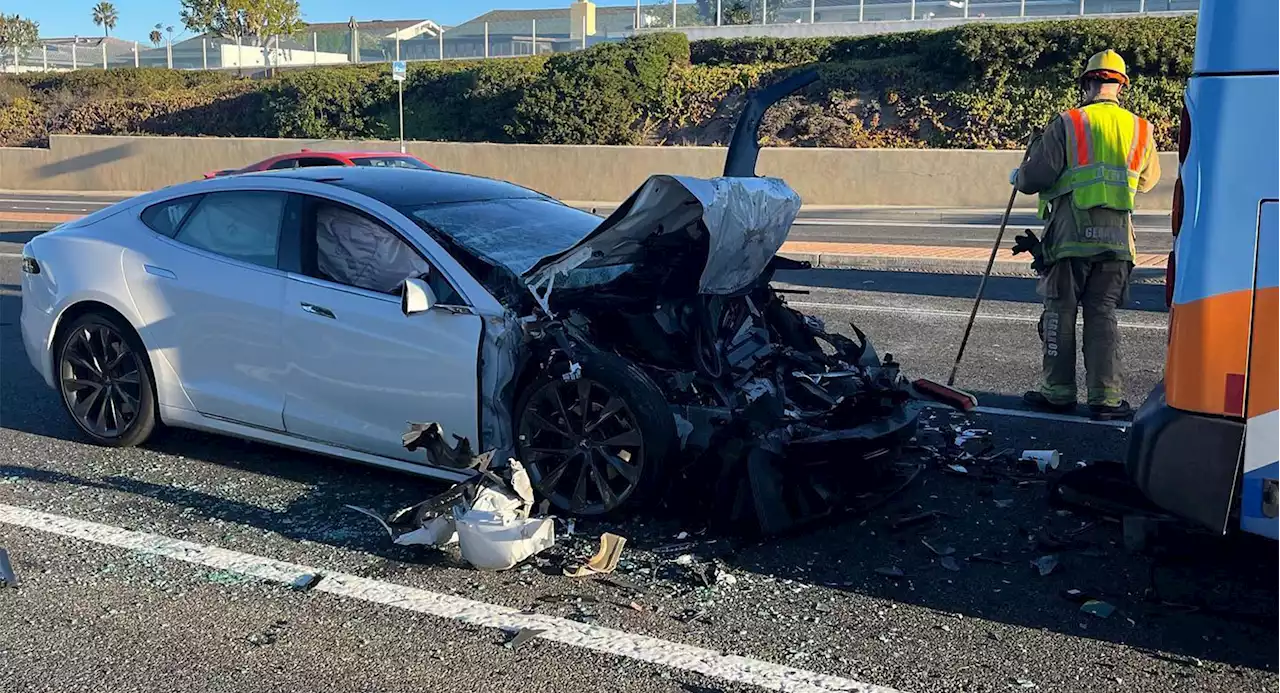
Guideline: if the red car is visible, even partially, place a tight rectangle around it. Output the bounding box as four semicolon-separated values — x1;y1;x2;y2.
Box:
203;150;436;179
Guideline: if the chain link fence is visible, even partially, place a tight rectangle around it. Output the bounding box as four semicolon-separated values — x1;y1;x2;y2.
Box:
1;0;1197;75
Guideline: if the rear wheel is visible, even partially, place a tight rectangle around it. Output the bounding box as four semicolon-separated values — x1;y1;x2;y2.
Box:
56;312;157;448
515;351;675;516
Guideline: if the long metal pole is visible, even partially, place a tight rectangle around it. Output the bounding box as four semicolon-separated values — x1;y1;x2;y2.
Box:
1079;0;1085;15
1020;0;1026;17
133;41;138;68
438;29;443;60
531;19;536;55
202;38;207;69
581;16;587;50
43;45;48;71
671;0;676;28
762;0;768;24
964;0;970;19
396;36;400;61
102;41;107;69
947;181;1019;387
810;0;816;23
167;38;172;69
911;0;916;20
636;0;641;29
72;45;77;70
1139;0;1146;12
717;0;722;26
858;0;864;22
398;81;405;154
313;32;318;65
484;22;489;58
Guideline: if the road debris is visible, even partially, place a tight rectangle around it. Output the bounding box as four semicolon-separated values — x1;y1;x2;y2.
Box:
1010;678;1037;689
503;627;545;650
993;499;1015;508
875;566;906;579
890;510;940;531
1032;555;1060;577
0;548;17;588
290;573;324;591
1080;600;1116;618
1020;449;1061;472
921;539;956;556
939;556;961;572
564;533;626;578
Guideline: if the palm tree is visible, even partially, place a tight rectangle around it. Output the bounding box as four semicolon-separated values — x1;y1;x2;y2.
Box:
91;2;118;37
149;29;162;47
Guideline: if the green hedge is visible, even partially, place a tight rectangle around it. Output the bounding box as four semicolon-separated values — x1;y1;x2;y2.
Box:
0;17;1195;150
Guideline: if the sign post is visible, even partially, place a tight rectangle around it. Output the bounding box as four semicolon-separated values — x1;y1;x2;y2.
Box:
392;61;407;154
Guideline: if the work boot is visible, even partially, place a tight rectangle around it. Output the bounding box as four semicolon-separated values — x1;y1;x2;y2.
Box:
1023;391;1076;414
1089;400;1133;421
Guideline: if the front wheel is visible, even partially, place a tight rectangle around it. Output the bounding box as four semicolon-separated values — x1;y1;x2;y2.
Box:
56;312;158;448
515;351;675;516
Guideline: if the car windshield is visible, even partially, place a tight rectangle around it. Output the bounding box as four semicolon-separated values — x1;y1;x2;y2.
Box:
406;198;601;275
353;156;432;170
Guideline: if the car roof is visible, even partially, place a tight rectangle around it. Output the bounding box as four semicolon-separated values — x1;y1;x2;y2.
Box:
276;151;416;158
246;166;548;207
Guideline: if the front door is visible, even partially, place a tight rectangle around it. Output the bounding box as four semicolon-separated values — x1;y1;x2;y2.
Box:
124;190;292;430
279;196;483;462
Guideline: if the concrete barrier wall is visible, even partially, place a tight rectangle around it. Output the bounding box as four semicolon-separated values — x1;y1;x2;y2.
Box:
0;135;1176;209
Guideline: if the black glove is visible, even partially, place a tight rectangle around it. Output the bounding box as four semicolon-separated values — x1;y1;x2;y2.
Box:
1011;229;1040;256
1011;229;1047;275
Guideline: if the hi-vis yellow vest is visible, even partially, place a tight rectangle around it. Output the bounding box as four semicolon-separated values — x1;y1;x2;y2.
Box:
1037;102;1152;260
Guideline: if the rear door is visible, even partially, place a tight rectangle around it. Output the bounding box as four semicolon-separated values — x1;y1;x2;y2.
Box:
1241;201;1278;538
277;194;483;462
124;190;294;430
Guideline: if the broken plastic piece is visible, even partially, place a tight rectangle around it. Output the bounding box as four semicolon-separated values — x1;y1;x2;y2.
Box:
1020;449;1061;472
1080;599;1115;618
922;539;956;556
946;464;970;475
993;499;1014;508
939;556;961;572
0;548;17;588
875;566;906;578
503;627;545;650
291;573;324;591
402;422;495;470
1032;555;1059;577
564;533;626;577
456;510;555;571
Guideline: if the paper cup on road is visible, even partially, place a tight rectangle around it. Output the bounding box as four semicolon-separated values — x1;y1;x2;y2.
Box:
1020;449;1061;473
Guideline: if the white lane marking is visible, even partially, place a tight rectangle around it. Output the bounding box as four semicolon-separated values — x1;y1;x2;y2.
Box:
0;503;900;693
786;301;1166;331
0;198;114;206
0;253;23;258
792;219;1168;234
921;401;1130;429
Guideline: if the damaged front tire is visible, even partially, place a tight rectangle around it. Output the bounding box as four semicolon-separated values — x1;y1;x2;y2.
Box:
515;351;675;516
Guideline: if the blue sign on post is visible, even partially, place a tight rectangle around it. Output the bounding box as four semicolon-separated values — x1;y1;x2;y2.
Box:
392;60;407;81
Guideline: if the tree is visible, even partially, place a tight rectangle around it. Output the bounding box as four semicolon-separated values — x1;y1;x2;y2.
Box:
179;0;303;47
92;2;118;37
694;0;774;25
149;28;162;47
0;13;39;65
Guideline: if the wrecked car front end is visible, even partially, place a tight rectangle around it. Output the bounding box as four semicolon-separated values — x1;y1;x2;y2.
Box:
510;174;920;534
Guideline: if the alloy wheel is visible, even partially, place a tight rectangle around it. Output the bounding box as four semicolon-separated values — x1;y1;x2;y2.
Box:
60;323;144;439
518;378;645;515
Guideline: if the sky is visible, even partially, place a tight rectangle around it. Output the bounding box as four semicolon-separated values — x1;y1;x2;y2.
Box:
10;1;651;42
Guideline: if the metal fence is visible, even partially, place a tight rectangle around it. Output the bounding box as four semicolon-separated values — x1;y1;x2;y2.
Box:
1;0;1198;74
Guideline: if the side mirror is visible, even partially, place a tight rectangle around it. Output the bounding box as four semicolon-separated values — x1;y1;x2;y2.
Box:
402;277;437;315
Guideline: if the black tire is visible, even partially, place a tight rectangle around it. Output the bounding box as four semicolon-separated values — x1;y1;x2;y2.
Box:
55;311;158;448
514;350;676;517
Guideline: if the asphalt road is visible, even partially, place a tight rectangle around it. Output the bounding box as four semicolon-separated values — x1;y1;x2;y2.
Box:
0;226;1273;692
0;192;1175;254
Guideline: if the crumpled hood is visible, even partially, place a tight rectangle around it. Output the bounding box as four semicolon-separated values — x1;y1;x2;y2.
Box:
522;175;802;307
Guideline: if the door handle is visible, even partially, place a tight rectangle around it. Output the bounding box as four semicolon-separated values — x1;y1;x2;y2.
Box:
300;303;336;319
144;265;176;280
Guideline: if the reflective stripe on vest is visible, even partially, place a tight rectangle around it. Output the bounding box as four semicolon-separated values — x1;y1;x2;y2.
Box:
1037;102;1152;219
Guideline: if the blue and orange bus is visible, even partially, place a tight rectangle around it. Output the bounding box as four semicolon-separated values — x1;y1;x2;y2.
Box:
1126;2;1278;539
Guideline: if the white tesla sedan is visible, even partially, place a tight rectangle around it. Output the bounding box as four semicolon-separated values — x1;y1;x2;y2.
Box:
21;166;919;528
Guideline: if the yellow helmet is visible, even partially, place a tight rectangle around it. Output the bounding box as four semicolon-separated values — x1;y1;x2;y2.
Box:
1081;49;1129;85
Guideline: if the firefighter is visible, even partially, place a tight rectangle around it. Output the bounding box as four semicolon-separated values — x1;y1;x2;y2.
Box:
1010;49;1161;420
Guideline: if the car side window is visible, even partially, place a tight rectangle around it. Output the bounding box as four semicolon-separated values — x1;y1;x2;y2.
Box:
140;195;201;238
296;157;342;168
173;191;287;269
303;200;461;304
266;158;298;170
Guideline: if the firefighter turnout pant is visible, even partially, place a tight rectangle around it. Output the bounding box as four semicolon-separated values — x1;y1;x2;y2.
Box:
1036;257;1131;407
